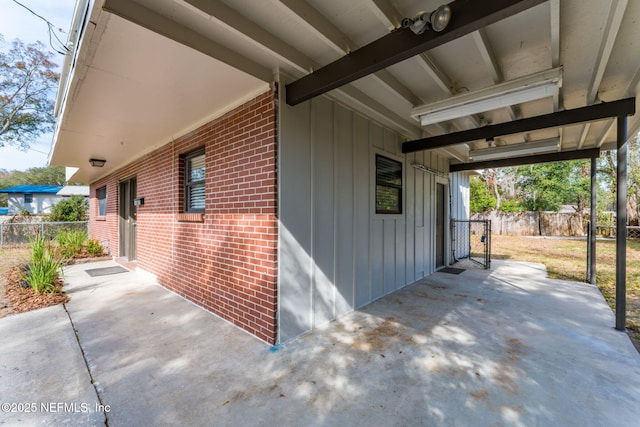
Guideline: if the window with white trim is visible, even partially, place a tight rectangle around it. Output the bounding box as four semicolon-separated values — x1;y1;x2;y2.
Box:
184;148;205;213
375;154;403;214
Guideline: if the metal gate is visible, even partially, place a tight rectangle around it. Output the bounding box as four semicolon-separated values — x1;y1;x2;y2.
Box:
451;219;491;269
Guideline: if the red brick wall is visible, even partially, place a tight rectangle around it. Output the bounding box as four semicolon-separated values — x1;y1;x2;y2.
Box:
89;90;278;343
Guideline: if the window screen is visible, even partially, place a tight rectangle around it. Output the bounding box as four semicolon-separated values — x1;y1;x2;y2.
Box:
375;154;402;214
184;149;205;213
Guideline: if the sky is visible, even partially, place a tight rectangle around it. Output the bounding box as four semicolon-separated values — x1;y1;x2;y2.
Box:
0;0;76;171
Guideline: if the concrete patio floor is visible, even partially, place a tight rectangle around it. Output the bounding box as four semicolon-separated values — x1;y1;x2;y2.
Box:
1;259;639;426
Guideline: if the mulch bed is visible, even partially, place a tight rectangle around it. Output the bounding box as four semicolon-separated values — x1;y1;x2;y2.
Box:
4;266;69;313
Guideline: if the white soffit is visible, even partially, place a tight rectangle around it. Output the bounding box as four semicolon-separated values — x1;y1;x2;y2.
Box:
51;11;268;182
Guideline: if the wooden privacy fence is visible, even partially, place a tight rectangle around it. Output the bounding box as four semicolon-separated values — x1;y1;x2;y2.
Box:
471;212;584;236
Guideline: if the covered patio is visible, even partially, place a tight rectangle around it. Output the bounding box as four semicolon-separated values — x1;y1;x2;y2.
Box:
2;259;638;425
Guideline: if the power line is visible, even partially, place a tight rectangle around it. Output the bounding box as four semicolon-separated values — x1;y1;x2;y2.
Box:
11;0;69;55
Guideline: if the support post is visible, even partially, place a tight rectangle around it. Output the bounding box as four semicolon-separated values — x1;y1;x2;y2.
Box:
616;116;627;331
590;157;597;284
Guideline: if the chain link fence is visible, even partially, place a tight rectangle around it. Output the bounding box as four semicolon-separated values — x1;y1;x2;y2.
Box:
0;221;89;246
451;219;491;269
596;225;640;239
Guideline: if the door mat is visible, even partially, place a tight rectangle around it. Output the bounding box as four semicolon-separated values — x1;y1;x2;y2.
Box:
439;267;465;275
85;266;129;277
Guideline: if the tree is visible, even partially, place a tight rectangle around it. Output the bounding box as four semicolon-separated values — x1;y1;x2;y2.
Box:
470;175;496;212
1;35;59;149
515;160;590;212
598;133;640;225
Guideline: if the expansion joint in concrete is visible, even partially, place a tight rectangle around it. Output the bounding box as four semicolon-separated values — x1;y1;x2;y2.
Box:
63;303;109;426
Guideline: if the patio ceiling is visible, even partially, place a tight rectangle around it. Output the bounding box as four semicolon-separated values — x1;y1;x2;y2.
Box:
51;0;640;180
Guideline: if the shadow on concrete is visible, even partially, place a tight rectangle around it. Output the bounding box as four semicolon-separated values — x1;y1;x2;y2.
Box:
48;259;640;426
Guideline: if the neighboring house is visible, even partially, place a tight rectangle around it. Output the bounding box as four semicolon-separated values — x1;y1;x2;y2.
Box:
0;185;89;215
49;1;639;344
0;185;62;215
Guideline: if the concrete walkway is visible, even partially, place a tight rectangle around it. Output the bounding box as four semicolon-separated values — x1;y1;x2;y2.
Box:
1;259;640;426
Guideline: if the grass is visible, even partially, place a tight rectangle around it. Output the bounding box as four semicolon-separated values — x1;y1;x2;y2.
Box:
491;235;640;332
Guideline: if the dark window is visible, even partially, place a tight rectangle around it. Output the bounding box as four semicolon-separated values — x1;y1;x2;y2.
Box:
97;186;107;216
184;148;205;213
24;194;33;204
375;154;403;214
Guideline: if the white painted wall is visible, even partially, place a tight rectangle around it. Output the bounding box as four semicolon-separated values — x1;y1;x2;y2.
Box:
278;90;454;342
450;172;471;221
8;194;61;215
449;172;472;260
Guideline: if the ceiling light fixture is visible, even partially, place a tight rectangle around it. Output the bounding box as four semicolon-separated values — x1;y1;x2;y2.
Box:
89;158;106;167
411;67;563;127
401;5;452;35
468;138;560;161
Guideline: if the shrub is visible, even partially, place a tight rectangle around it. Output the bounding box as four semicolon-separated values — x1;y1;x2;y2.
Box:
23;235;63;294
57;229;88;258
49;195;88;222
85;239;104;257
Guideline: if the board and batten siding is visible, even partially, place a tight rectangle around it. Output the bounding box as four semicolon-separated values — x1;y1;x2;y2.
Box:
450;172;471;221
278;92;451;342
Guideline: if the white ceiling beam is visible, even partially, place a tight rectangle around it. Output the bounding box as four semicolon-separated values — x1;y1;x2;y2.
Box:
367;0;487;138
626;67;640;97
278;0;421;106
439;146;468;163
416;53;453;95
367;0;457;97
370;72;423;106
472;29;503;83
577;0;626;151
550;0;562;151
626;120;640;145
334;86;422;138
179;0;421;137
278;0;353;54
586;0;627;104
102;0;273;82
549;0;560;68
596;119;616;148
182;0;313;71
547;0;563;148
368;0;402;30
577;124;590;150
472;29;518;121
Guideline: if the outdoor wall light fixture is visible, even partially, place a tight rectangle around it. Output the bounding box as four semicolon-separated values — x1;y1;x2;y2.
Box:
401;5;452;34
411;67;562;127
468;138;560;161
89;158;106;167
